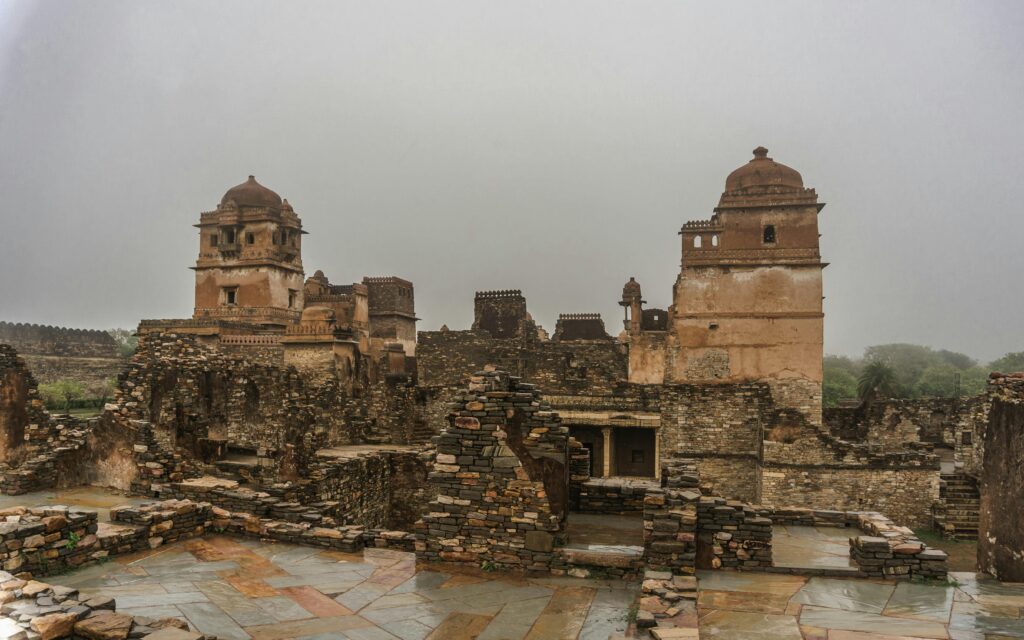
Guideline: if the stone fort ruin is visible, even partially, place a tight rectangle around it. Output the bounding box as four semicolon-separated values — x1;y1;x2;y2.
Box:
0;148;1021;638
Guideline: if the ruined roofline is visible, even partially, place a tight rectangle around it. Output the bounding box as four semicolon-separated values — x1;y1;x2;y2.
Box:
474;289;523;299
557;313;602;321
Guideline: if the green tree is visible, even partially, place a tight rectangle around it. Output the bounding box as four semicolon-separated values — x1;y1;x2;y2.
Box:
823;368;858;407
990;351;1024;374
857;360;898;403
107;328;138;357
37;380;86;412
863;344;933;397
86;378;116;406
915;364;959;397
959;367;989;396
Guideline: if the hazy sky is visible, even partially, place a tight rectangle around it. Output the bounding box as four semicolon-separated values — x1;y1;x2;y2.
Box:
1;1;1022;362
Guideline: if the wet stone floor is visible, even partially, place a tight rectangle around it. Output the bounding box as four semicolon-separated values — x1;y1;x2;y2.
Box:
772;526;859;573
696;570;1024;640
58;536;638;640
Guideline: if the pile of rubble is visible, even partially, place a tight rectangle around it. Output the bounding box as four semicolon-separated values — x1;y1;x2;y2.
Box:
0;573;208;640
636;569;700;639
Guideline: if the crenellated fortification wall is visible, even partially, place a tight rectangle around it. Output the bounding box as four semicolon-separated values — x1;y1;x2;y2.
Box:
0;322;124;388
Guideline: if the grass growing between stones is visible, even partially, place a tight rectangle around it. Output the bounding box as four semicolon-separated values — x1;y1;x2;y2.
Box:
913;528;977;572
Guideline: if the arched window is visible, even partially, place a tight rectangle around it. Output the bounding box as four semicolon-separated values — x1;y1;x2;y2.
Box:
693;235;702;248
711;234;719;247
763;225;776;244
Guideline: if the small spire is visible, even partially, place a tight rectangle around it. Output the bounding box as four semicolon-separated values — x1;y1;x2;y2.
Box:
247;175;256;181
753;146;769;159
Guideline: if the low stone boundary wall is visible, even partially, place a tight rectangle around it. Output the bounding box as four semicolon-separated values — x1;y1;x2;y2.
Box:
849;511;948;579
697;497;773;570
110;500;210;550
765;506;948;579
576;478;655;513
155;477;335;524
0;506;99;576
642;488;699;575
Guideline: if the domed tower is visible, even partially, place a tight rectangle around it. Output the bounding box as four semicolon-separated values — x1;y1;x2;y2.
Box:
669;147;826;422
192;176;306;329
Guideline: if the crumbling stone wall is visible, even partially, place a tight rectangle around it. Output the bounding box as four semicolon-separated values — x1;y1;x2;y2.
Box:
824;396;983;449
311;448;431;529
105;333;430;489
658;383;769;502
417;369;570;571
760;416;940;528
417;328;627;396
0;345;37;462
978;374;1024;581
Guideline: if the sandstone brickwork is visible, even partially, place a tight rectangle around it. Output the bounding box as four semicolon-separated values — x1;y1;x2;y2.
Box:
416;369;569;571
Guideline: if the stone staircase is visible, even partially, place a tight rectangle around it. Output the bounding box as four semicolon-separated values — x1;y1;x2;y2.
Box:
933;472;979;539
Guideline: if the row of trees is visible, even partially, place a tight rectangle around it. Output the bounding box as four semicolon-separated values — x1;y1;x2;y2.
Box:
823;344;1024;407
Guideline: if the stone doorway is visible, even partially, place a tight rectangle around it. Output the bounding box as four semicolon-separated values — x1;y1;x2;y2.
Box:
613;427;656;477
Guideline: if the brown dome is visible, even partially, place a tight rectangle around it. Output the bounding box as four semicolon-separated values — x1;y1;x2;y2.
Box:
622;277;642;298
221;175;283;209
724;147;803;192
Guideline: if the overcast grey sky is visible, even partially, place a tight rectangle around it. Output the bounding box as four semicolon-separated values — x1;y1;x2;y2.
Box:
1;1;1022;361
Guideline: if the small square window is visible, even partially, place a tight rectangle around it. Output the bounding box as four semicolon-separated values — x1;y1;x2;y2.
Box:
961;431;973;445
224;287;237;305
288;289;297;309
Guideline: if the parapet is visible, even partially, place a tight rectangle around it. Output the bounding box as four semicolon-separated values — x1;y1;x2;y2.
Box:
474;289;524;300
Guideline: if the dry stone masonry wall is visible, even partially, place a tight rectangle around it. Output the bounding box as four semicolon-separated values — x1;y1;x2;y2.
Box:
416;368;570;571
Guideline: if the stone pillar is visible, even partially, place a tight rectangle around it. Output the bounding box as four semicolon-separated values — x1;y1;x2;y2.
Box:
654;428;661;481
602;427;613;477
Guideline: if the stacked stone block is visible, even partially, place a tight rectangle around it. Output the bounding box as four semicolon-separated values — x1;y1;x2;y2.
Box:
848;511;948;579
416;368;569;571
661;457;701;490
0;507;100;577
697;496;773;570
110;500;210;549
642;488;698;575
577;478;655;513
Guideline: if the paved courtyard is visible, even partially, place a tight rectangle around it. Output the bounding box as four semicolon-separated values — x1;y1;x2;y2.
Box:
772;526;858;573
696;570;1024;639
58;536;637;640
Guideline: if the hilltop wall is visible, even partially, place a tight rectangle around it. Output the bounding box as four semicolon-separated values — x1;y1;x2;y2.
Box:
0;322;124;388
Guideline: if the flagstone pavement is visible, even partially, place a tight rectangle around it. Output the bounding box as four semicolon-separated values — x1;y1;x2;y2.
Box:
695;570;1024;640
55;535;1024;640
58;535;638;640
